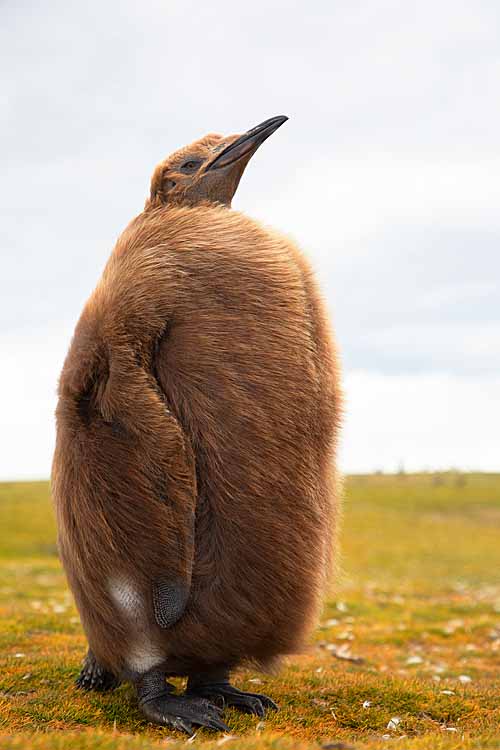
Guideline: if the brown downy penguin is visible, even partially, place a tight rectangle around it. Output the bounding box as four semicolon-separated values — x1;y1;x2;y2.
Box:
52;116;342;733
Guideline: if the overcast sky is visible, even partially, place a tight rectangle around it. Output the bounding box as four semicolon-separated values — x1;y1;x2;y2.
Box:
1;0;499;479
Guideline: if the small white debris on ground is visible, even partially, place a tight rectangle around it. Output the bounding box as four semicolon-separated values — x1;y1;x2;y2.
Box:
442;619;464;634
324;618;340;627
216;735;238;746
327;643;364;663
387;717;401;730
406;654;423;665
432;662;447;674
336;630;355;641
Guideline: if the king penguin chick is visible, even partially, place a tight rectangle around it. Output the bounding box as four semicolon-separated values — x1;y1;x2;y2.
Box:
52;116;342;734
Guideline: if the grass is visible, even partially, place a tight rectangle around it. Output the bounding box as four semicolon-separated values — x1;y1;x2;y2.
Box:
1;473;499;749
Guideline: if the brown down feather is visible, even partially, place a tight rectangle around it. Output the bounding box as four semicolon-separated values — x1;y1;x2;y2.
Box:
52;178;342;679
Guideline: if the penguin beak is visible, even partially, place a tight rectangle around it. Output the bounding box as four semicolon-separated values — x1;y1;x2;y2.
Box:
206;116;288;172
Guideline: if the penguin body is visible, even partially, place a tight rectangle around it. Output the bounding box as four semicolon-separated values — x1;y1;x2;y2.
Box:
52;117;342;731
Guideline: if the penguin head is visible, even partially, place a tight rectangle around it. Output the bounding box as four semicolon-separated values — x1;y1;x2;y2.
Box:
147;116;288;209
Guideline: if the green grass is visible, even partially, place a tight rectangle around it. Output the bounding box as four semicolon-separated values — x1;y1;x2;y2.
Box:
1;473;499;749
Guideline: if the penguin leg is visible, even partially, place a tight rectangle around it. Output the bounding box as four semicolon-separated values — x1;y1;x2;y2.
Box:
75;649;121;692
135;668;230;734
186;669;279;717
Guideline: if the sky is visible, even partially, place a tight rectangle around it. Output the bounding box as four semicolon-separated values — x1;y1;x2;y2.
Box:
1;0;499;479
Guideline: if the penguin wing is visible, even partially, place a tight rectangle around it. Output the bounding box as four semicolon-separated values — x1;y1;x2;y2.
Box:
148;352;198;630
147;398;197;631
54;346;198;644
152;577;191;628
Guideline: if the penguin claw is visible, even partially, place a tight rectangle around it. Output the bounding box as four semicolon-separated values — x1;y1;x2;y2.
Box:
255;693;279;712
173;717;194;735
140;694;230;733
186;683;279;716
75;651;120;692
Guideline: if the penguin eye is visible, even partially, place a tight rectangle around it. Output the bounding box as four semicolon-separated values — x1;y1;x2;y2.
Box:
180;160;202;173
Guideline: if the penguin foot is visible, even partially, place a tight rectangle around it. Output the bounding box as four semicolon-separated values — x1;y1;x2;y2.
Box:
140;692;230;734
187;680;279;717
136;669;229;734
76;649;120;692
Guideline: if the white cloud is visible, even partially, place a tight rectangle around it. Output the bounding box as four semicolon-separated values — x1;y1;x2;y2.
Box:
1;0;499;478
341;371;500;474
244;156;500;251
0;326;68;481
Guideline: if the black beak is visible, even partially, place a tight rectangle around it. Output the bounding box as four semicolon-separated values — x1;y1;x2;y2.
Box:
206;116;289;172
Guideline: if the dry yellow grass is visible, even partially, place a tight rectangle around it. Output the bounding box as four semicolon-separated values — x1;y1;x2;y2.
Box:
1;473;499;748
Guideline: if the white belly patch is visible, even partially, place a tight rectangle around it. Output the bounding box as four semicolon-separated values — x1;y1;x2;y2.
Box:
126;641;165;673
108;576;143;618
107;576;164;673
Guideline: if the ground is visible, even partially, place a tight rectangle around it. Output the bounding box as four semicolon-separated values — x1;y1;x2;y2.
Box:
0;473;499;749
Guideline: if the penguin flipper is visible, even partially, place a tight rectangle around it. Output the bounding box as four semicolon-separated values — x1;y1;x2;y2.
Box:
152;578;190;629
53;351;199;673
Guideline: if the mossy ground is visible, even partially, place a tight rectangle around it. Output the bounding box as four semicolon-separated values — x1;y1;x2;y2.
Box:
1;474;499;749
